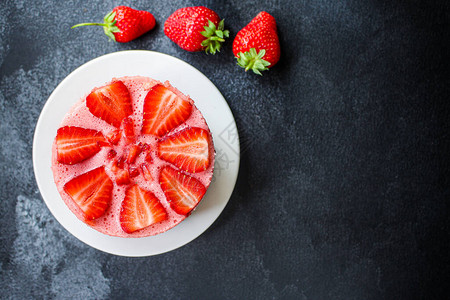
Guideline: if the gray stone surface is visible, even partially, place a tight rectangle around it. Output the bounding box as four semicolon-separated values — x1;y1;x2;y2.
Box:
0;0;448;299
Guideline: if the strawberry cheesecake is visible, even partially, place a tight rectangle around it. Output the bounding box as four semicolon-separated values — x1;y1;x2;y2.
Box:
51;76;215;237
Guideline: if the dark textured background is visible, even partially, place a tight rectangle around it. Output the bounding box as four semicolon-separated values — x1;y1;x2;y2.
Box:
0;0;449;299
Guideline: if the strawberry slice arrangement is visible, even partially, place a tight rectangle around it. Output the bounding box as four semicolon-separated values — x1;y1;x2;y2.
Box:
233;12;281;75
55;79;214;234
72;6;156;42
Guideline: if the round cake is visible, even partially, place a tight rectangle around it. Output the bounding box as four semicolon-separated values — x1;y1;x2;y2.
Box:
51;76;215;237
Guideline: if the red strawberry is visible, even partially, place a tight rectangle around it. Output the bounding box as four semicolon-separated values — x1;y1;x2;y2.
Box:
120;184;168;233
121;117;135;142
145;151;153;164
63;166;113;220
56;126;106;165
141;84;192;137
116;156;126;168
232;11;280;75
159;166;206;215
140;163;153;181
164;6;229;54
106;129;121;145
129;166;140;178
107;149;117;160
72;6;156;43
96;140;110;147
115;169;130;185
157;127;212;173
111;156;125;172
110;157;130;185
127;144;142;164
86;81;133;128
248;11;277;31
140;143;153;163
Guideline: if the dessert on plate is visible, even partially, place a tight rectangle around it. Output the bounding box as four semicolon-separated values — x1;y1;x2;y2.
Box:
51;76;215;237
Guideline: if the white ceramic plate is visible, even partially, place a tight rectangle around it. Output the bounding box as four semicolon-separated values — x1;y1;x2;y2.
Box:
33;50;240;257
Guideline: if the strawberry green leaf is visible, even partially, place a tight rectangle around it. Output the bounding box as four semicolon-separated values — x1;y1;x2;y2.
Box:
200;19;229;55
236;48;271;75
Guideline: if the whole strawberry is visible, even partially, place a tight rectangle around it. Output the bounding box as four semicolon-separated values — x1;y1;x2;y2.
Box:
164;6;229;54
72;6;156;43
232;12;280;75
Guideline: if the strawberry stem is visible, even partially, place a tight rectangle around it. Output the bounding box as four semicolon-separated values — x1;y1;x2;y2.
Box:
200;19;229;55
236;48;271;75
71;11;121;42
71;23;108;28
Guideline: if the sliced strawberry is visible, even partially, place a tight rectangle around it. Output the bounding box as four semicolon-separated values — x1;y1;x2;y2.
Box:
97;140;110;147
63;166;113;220
120;184;168;233
111;156;125;173
86;81;132;127
144;151;153;164
157;127;212;173
111;160;119;173
141;143;150;151
141;84;192;137
56;126;106;165
141;163;153;181
140;143;153;163
116;156;125;169
122;117;135;142
129;166;140;178
159;166;206;215
107;149;117;160
110;156;129;184
115;169;130;185
127;144;142;164
106;129;121;145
